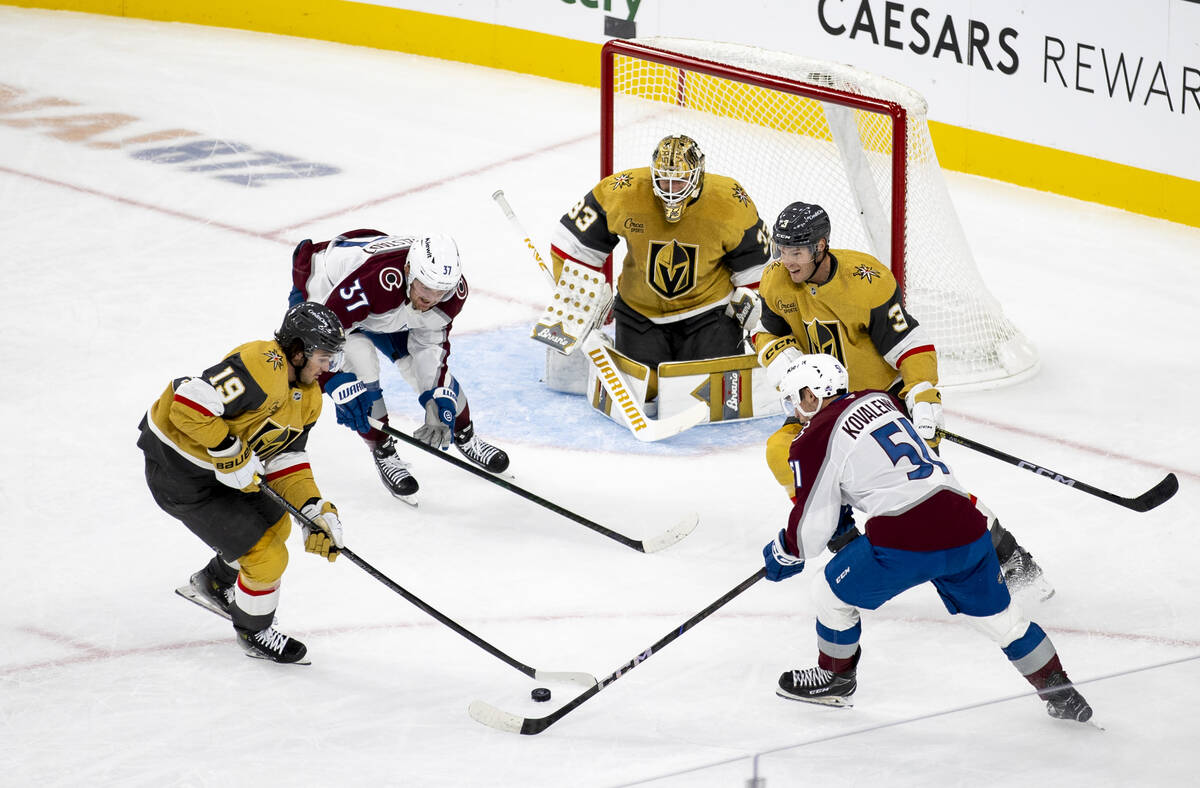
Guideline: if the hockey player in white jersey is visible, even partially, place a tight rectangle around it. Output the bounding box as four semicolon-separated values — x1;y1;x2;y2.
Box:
762;354;1092;722
289;230;509;505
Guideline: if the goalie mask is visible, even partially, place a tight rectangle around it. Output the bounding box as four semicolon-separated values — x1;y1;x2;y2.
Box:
406;235;462;304
777;353;848;419
772;201;831;261
650;134;706;223
275;301;346;372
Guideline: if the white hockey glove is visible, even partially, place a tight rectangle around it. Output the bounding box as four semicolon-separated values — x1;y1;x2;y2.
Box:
414;388;455;450
208;436;263;493
300;499;343;562
725;286;762;333
905;381;944;444
757;335;804;388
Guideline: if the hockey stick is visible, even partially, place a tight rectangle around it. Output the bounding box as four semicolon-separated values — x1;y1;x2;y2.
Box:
469;567;766;735
937;429;1179;513
368;417;697;553
259;485;595;686
492;189;709;442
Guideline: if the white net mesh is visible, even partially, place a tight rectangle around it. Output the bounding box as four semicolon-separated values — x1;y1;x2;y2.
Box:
606;37;1037;388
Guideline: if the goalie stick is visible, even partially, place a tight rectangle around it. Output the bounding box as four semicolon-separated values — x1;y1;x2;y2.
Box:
368;417;697;553
469;567;766;735
938;429;1179;513
259;485;595;687
492;189;708;442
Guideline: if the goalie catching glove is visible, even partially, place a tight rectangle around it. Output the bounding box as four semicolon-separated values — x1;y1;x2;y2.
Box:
300;498;343;562
904;381;944;445
724;286;762;333
207;436;263;493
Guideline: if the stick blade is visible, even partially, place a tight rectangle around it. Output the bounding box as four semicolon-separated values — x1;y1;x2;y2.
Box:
533;670;598;687
641;511;700;553
468;700;527;734
1129;473;1179;512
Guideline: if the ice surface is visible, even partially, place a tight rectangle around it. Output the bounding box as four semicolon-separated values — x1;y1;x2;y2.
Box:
2;8;1197;787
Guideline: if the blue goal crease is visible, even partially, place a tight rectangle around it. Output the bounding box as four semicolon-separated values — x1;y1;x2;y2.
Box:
374;325;777;456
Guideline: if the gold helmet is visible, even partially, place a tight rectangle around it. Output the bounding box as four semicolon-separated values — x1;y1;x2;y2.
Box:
650;134;705;223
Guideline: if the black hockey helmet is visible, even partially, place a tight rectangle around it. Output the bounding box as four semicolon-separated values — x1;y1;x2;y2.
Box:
275;301;345;370
772;202;831;259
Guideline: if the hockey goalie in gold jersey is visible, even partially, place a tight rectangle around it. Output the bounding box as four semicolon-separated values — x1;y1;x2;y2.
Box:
550;134;770;377
755;202;1052;599
138;302;348;663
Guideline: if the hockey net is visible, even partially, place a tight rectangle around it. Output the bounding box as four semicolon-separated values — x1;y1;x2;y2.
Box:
602;37;1038;389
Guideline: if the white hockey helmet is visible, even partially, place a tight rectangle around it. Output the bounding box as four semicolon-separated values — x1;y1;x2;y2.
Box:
407;235;462;296
777;353;848;418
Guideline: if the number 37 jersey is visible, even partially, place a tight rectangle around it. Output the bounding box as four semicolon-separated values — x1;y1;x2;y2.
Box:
784;390;985;562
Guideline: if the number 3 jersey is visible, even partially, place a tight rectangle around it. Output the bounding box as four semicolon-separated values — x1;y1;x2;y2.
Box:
137;339;325;508
784;390;985;562
755;251;937;399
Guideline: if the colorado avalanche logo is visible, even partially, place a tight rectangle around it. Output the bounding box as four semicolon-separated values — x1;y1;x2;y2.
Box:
611;173;633;189
730;183;749;206
379;266;404;291
853;264;881;283
264;349;285;370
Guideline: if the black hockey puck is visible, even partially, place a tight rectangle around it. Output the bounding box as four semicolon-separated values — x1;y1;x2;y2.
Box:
531;687;552;702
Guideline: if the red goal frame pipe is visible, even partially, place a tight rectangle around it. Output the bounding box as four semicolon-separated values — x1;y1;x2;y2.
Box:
600;39;910;298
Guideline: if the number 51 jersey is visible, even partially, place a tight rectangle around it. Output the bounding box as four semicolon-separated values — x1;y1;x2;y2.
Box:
784;390;986;562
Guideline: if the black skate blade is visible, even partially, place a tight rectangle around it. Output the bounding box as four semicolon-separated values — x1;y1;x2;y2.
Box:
175;585;232;621
243;650;311;666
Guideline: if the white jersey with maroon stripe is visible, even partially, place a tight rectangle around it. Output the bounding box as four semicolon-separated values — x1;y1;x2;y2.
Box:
291;229;468;395
785;390;975;560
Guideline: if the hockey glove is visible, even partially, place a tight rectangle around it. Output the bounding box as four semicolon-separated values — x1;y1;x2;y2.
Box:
414;387;456;450
763;529;806;582
905;381;944;446
827;505;861;553
757;335;804;388
324;372;383;434
208;436;263;493
725;286;762;333
300;498;343;562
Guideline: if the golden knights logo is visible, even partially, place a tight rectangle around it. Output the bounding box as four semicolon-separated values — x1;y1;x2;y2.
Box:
611;172;633;189
647;240;699;299
801;318;846;363
852;264;881;283
246;418;304;461
264;349;285;371
730;182;749;206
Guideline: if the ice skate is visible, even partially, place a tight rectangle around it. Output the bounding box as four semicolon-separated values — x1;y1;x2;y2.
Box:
776;666;857;707
454;423;510;473
1038;671;1093;722
1001;545;1055;601
175;565;235;620
236;623;310;665
372;436;419;505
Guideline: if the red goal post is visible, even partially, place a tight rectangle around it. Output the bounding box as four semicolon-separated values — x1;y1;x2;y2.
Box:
600;37;1038;389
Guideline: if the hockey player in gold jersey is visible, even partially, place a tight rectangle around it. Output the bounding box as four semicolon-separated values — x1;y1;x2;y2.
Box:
754;202;1051;598
138;302;348;663
550;134;770;376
